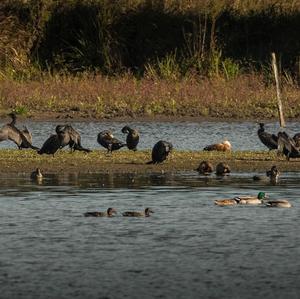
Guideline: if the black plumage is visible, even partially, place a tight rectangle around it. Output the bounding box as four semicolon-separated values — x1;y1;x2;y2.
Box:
147;140;173;164
277;131;300;160
257;123;278;150
57;124;91;153
38;134;61;156
121;126;139;151
97;130;126;153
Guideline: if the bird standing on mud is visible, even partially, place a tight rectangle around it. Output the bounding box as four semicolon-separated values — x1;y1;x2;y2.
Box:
257;123;278;150
147;140;173;164
0;112;39;150
121;125;139;151
97;130;126;154
57;124;91;153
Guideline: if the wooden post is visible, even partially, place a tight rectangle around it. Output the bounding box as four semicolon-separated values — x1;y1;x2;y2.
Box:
271;52;285;128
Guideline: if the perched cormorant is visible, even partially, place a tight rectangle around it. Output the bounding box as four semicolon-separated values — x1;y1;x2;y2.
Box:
122;208;154;217
121;126;139;151
84;208;117;217
257;123;278;150
203;140;231;151
146;140;173;164
277;131;300;160
38;134;61;156
292;133;300;147
195;161;214;174
0;113;38;149
97;130;126;154
57;124;91;153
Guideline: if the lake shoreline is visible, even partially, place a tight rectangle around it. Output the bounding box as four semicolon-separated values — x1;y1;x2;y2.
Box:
1;149;299;175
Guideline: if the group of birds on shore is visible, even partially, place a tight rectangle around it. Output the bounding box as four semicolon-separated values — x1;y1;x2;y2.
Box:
258;122;300;159
1;114;296;210
0;113;173;164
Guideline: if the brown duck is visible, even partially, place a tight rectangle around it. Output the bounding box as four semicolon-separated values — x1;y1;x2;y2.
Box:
84;207;117;217
122;208;154;217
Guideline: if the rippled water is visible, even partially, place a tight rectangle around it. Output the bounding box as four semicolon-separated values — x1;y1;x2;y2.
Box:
0;172;299;299
1;120;300;150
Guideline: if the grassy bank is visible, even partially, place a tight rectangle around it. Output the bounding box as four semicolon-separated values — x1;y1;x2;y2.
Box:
1;73;299;120
0;149;298;174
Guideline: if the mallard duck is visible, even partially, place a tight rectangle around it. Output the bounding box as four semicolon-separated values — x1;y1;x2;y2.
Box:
84;207;117;217
121;126;139;151
195;161;213;174
214;198;240;206
236;192;268;205
146;140;173;164
253;165;280;183
257;123;278;150
97;130;126;154
216;162;231;175
203;140;231;151
122;208;154;217
30;168;43;180
265;200;292;208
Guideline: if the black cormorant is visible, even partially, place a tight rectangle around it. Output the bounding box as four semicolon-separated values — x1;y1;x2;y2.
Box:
97;130;126;154
146;140;173;164
257;123;278;150
0;113;38;149
121;126;139;151
37;134;61;156
277;131;300;160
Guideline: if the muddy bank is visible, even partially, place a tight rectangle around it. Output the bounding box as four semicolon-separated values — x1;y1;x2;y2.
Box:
0;149;299;175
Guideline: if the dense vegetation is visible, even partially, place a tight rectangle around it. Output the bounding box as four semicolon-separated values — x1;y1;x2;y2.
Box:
0;0;299;119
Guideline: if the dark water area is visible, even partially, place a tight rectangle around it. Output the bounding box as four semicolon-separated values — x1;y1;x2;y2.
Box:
1;120;300;151
0;171;299;299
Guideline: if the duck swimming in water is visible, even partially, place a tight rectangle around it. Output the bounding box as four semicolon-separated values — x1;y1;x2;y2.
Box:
215;162;231;175
195;161;213;174
97;130;126;154
257;123;278;150
253;165;280;184
0;113;39;150
203;140;231;152
122;208;154;217
121;126;139;151
146;140;173;164
84;207;117;217
215;192;267;206
235;192;268;205
30;168;43;180
264;200;291;208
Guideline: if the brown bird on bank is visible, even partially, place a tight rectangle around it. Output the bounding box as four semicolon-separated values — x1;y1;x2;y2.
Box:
122;208;154;217
216;162;231;175
203;140;231;152
195;161;214;174
84;208;117;217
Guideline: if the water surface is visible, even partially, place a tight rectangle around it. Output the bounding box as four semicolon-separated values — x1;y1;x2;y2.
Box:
0;172;299;299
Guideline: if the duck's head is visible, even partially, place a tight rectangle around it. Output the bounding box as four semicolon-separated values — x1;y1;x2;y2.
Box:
259;123;265;129
121;126;131;134
55;125;65;134
145;208;154;215
257;192;268;200
107;207;117;216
